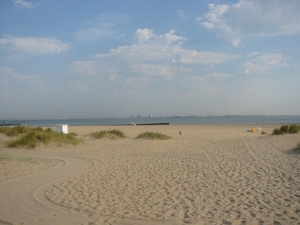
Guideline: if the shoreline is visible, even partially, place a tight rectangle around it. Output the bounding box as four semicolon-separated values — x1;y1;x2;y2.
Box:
1;115;299;127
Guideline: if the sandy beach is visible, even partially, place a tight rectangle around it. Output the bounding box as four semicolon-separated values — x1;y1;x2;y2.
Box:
0;124;300;225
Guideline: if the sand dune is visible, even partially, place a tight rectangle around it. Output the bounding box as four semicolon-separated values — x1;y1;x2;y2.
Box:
0;125;299;225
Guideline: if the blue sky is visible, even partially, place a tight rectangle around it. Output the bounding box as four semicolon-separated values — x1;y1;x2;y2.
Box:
1;0;300;119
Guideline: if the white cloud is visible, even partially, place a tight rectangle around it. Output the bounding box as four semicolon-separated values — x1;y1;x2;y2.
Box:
124;77;150;89
71;29;240;91
244;53;289;74
135;28;185;45
135;29;155;43
75;14;128;41
11;0;36;9
75;27;115;41
0;66;40;89
71;61;121;82
129;64;176;80
71;61;97;76
0;66;22;81
163;30;185;45
0;36;70;55
246;51;263;57
97;43;174;63
177;10;190;21
0;66;34;83
95;30;186;63
95;29;239;64
108;73;119;82
198;0;300;46
206;72;232;79
180;50;240;64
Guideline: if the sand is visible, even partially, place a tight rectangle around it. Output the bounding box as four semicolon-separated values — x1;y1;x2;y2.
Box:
0;124;300;225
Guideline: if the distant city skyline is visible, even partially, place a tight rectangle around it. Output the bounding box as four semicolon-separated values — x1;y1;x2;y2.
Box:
1;0;300;119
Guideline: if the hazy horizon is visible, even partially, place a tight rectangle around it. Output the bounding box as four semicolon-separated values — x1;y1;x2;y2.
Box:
1;0;300;119
2;114;300;121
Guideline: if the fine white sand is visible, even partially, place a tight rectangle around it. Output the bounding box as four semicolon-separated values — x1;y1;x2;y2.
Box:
0;124;300;225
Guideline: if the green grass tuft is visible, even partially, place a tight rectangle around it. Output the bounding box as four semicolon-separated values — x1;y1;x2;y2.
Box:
272;124;300;135
0;126;31;136
280;125;289;133
272;128;284;135
135;132;172;140
3;126;80;148
90;129;126;139
288;124;300;134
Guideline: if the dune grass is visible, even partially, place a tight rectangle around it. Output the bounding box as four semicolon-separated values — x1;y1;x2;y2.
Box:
0;153;37;163
1;126;80;148
0;126;30;136
90;129;126;139
289;124;300;133
135;132;172;140
272;124;300;135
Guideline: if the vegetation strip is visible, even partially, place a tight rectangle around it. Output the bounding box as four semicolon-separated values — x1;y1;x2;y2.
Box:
0;126;80;148
272;124;300;135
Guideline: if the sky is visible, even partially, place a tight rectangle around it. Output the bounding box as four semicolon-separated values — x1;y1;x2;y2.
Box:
1;0;300;119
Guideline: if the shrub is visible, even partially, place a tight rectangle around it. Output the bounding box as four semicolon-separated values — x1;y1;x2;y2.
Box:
135;132;172;140
6;126;80;148
109;129;126;138
272;128;284;135
272;124;300;135
280;125;289;133
289;124;300;134
0;126;30;136
90;129;126;139
8;131;39;148
69;132;78;136
90;130;106;139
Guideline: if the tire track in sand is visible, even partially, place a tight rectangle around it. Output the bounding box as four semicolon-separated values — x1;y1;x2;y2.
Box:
187;137;300;224
241;138;300;223
242;139;299;185
0;156;98;225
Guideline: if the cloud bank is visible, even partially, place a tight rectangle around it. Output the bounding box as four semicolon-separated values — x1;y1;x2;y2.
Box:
197;0;300;46
244;53;289;74
71;29;240;86
0;36;71;55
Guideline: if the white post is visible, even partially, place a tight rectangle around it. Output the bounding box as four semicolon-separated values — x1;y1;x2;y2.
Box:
55;124;68;134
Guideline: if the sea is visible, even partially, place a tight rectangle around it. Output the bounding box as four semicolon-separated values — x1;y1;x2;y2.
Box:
1;115;300;127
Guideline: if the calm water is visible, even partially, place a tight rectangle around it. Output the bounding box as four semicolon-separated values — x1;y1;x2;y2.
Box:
3;115;300;126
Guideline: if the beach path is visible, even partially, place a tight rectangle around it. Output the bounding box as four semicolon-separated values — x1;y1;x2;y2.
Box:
0;155;98;225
